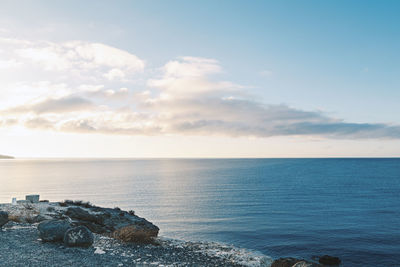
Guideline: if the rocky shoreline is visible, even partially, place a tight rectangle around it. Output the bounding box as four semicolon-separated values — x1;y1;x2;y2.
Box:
0;198;340;266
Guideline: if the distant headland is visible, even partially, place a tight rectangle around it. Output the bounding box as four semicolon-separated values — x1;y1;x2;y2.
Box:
0;154;14;159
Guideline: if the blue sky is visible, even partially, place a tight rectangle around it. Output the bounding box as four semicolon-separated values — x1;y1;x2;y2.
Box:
0;1;399;157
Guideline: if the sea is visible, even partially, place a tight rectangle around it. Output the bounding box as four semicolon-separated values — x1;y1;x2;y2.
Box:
0;158;399;266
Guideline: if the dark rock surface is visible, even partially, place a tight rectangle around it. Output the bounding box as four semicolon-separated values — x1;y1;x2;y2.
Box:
64;226;94;247
271;257;303;267
37;220;71;242
319;255;341;265
66;207;104;225
271;257;322;267
61;203;159;243
0;211;8;228
0;222;244;267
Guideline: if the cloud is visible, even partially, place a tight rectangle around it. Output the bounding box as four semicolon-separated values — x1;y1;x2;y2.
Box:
1;38;145;79
147;57;239;98
104;68;126;80
24;117;54;130
1;38;400;140
3;96;94;114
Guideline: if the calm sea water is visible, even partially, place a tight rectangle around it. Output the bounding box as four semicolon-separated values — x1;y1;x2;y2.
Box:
0;158;399;266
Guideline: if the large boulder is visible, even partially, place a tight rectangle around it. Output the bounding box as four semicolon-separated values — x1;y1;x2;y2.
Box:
66;207;104;225
318;255;341;265
63;226;94;247
38;220;71;242
74;221;106;234
0;211;8;228
64;205;159;243
271;258;321;267
293;261;322;267
271;258;303;267
112;224;159;243
105;209;159;243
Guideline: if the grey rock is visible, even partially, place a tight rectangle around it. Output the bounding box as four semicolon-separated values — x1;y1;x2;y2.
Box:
319;255;341;265
63;226;94;247
66;207;104;225
64;204;159;243
37;220;71;242
25;195;40;203
293;261;322;267
0;211;8;227
32;214;48;223
271;258;322;267
73;221;106;234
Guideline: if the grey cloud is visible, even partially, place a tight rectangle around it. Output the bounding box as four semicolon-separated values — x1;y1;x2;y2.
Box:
161;98;400;139
59;119;162;135
59;120;96;133
4;96;94;114
24;117;55;130
0;118;18;127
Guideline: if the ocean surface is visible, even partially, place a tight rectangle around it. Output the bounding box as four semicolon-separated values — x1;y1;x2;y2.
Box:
0;158;399;266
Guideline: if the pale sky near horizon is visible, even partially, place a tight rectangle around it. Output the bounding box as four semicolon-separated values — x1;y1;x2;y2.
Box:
0;0;400;158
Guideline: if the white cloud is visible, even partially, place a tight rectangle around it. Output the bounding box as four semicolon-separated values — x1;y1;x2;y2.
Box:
3;38;145;77
147;56;237;97
1;38;400;140
163;56;221;78
104;68;126;80
17;46;72;71
68;41;144;71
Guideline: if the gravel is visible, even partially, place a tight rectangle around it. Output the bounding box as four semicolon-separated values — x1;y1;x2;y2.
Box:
0;222;252;267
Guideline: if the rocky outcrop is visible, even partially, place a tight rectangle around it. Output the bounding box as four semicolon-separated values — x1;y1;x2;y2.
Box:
64;205;159;243
3;200;159;244
0;211;8;227
37;220;71;242
66;207;105;225
63;226;94;247
271;258;322;267
318;255;341;265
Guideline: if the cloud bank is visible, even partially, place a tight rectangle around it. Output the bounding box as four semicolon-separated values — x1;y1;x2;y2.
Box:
1;37;399;140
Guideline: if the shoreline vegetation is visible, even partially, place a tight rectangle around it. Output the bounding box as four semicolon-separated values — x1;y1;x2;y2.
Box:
0;197;341;266
0;154;14;159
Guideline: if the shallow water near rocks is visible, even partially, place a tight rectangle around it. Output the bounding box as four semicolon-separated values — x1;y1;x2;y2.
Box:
1;158;399;266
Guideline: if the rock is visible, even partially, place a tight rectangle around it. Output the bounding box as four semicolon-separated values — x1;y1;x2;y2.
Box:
63;226;94;247
104;208;159;243
112;224;158;243
73;221;106;234
319;255;341;265
38;220;71;242
26;195;40;203
32;214;48;223
271;258;303;267
66;207;104;225
271;258;321;267
65;205;159;243
293;261;322;267
0;211;8;227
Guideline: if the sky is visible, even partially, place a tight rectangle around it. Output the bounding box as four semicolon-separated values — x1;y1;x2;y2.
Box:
0;0;399;158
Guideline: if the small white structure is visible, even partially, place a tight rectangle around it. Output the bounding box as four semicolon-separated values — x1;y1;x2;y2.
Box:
11;197;17;205
26;195;40;203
